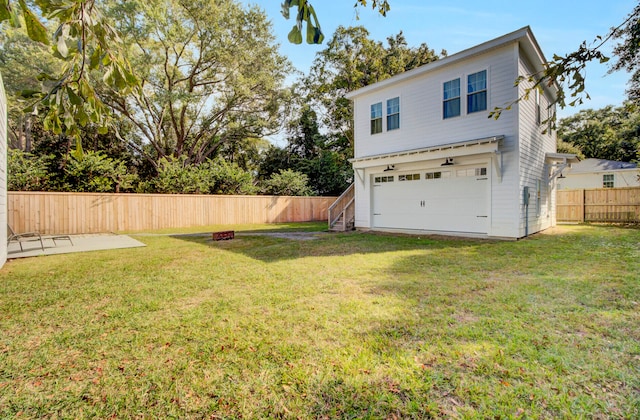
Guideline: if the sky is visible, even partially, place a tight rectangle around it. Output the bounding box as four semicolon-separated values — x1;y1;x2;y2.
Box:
241;0;637;123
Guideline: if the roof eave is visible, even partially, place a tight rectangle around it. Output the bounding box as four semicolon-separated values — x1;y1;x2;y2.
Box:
345;26;541;100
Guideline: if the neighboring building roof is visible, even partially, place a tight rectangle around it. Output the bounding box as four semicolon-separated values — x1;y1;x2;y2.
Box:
568;158;638;174
345;26;549;100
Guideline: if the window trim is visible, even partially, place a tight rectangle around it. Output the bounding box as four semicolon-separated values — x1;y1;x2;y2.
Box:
370;102;383;135
386;97;400;131
603;174;615;188
535;89;541;126
467;69;488;114
443;78;461;119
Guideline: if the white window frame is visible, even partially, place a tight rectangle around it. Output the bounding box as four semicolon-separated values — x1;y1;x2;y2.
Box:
386;97;400;131
443;78;461;119
467;70;488;114
603;174;614;188
535;89;541;126
370;102;383;135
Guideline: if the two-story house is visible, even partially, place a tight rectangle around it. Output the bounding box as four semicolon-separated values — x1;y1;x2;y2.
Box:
336;26;577;239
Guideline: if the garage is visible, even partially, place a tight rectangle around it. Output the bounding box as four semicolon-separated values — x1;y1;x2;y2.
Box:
371;164;490;233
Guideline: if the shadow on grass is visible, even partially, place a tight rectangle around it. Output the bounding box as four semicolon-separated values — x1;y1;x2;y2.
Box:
168;230;490;263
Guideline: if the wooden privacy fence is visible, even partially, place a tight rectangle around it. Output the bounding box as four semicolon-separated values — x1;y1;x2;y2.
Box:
8;192;337;234
557;187;640;223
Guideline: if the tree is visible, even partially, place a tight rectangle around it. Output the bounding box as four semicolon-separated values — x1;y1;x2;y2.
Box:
261;169;312;196
0;0;138;144
558;105;640;162
0;22;62;150
611;3;640;104
490;5;640;121
146;155;256;195
285;1;640;121
7;149;51;191
64;151;138;192
100;0;290;167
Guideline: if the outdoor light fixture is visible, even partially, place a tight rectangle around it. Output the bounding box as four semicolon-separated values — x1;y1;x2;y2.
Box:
441;157;454;166
558;172;566;179
383;165;395;172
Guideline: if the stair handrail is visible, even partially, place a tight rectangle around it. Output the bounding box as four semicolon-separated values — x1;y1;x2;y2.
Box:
328;183;355;229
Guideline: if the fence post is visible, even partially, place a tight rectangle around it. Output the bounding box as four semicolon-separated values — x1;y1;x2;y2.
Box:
582;189;586;223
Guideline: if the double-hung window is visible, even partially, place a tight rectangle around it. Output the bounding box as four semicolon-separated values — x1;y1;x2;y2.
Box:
535;89;541;125
443;78;461;119
371;102;382;134
386;97;400;130
603;174;614;188
467;70;487;113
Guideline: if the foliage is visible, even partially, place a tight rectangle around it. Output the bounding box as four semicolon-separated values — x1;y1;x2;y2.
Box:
556;139;585;159
0;22;62;149
261;168;312;196
0;0;138;145
8;148;138;192
490;5;640;121
1;225;639;417
281;0;391;45
558;104;640;162
258;107;353;196
102;0;290;166
280;0;324;45
611;3;640;104
7;149;51;191
147;156;256;195
64;151;138;192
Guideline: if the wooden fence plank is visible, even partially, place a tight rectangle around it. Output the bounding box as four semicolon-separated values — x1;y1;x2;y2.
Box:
7;192;337;234
557;187;640;223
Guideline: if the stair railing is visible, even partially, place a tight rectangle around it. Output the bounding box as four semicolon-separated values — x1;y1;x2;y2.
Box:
328;183;355;231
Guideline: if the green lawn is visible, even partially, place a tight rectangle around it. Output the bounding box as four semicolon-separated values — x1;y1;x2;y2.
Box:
1;224;638;418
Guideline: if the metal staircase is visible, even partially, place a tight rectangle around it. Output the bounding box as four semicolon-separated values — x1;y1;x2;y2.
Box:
328;184;355;232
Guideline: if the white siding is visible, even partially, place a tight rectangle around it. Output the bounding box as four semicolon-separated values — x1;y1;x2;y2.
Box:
352;44;523;238
517;53;557;237
558;171;640;189
351;28;555;239
353;44;518;159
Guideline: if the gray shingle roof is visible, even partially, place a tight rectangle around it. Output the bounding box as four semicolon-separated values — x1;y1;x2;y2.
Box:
569;158;637;173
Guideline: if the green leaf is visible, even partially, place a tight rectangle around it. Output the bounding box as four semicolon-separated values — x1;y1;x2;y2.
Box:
67;86;83;106
19;0;49;44
19;89;42;98
72;140;84;161
89;48;102;70
288;25;302;44
0;0;11;22
57;34;69;58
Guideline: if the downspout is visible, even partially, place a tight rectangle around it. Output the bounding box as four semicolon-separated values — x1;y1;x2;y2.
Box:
523;186;530;237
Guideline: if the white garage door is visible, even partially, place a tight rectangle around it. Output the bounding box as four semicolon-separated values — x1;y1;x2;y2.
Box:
372;165;489;233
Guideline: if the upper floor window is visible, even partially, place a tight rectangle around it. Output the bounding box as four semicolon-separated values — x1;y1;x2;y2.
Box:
443;78;461;119
467;70;487;114
371;102;382;134
387;97;400;130
603;174;614;188
535;89;541;125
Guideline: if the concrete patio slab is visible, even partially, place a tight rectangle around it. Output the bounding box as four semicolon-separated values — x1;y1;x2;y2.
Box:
7;234;146;259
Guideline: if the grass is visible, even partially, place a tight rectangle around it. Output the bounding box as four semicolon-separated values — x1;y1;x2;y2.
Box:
1;224;638;418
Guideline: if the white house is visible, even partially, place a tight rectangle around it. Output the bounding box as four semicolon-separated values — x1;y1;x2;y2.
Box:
558;158;639;190
340;27;577;239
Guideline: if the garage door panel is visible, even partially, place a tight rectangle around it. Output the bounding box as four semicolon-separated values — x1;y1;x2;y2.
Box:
372;166;489;233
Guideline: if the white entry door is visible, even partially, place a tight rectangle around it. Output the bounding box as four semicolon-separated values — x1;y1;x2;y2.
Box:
371;166;490;233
